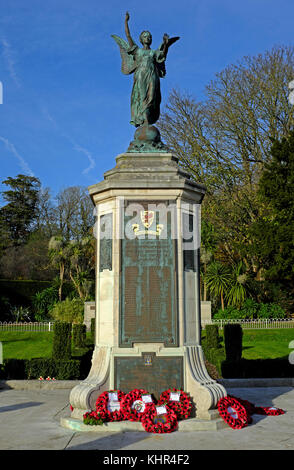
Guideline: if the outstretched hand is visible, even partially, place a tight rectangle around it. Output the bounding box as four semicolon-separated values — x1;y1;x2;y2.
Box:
163;33;169;44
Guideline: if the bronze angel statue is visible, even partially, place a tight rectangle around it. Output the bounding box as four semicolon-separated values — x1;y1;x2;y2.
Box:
112;12;180;128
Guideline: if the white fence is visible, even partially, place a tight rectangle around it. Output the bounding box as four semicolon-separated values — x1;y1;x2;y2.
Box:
0;322;54;332
202;318;294;329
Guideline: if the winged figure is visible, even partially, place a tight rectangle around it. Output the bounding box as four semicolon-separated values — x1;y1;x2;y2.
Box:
112;12;180;127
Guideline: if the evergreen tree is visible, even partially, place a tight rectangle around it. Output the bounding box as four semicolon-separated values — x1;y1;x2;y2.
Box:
250;130;294;311
0;174;41;246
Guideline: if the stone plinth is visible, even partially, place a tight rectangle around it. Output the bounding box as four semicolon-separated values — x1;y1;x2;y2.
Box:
83;301;95;331
68;151;226;425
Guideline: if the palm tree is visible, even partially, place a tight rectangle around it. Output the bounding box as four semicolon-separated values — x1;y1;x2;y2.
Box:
48;236;67;301
205;261;231;310
226;261;249;309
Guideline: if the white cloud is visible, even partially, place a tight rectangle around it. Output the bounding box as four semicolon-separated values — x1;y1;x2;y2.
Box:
0;136;34;176
1;38;21;88
73;144;96;175
42;107;96;175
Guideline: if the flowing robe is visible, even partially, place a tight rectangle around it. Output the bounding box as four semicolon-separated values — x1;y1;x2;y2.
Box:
127;46;166;127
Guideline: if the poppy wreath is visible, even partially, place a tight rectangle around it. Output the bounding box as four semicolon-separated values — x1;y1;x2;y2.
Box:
158;388;192;420
120;388;155;422
95;390;125;422
253;406;285;416
217;396;252;429
228;395;285;417
228;394;256;417
141;405;178;433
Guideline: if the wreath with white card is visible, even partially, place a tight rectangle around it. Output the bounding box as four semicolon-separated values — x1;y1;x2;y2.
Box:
141;404;178;433
158;388;192;420
95;390;125;422
120;388;155;421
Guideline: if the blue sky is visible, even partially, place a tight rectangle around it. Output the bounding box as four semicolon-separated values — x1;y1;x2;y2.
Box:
0;0;294;204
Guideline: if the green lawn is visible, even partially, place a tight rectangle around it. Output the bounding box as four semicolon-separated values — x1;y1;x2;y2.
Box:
211;328;294;360
1;329;293;362
0;331;54;360
241;329;294;360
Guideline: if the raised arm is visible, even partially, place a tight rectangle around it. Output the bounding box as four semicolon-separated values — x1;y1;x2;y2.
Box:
125;12;135;48
160;34;180;59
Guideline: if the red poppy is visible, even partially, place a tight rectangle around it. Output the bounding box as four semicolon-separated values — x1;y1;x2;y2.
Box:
253;406;285;416
217;396;251;429
121;389;155;422
95;390;126;422
158;388;192;420
141;405;178;433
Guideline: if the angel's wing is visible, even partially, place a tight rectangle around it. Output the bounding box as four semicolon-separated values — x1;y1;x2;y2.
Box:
111;34;137;75
156;36;180;78
159;35;180;55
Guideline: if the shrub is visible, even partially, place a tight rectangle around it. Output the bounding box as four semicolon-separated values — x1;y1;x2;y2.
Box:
205;324;220;349
223;323;243;361
202;345;225;377
9;305;32;322
2;359;27;379
240;298;260;319
2;357;82;380
49;297;84;323
213;300;286;320
258;303;286;319
90;317;95;343
78;346;94;379
213;306;246;319
25;358;80;380
52;321;72;360
221;358;294;378
0;280;52;308
32;287;58;321
72;323;86;349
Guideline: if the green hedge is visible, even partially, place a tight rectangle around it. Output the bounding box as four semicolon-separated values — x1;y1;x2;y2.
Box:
52;321;72;360
78;346;94;380
205;324;220;349
72;324;86;349
223;324;243;361
221;358;294;378
90;318;95;343
1;358;81;380
202;345;225;376
26;358;80;380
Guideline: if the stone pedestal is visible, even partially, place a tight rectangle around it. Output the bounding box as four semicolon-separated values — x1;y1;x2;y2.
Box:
69;151;226;422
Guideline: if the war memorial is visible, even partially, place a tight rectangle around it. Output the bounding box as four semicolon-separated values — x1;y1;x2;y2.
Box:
63;12;227;431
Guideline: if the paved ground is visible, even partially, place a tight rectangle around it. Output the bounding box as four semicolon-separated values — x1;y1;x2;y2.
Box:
0;385;293;451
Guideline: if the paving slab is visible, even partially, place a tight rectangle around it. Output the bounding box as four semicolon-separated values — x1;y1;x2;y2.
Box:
0;386;293;450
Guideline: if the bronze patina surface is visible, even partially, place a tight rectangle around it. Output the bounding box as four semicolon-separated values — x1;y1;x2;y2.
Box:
114;354;183;399
120;200;178;347
112;12;179;151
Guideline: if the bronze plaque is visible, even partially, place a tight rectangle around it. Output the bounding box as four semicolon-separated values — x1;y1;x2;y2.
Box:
99;213;112;271
114;355;183;400
120;201;178;347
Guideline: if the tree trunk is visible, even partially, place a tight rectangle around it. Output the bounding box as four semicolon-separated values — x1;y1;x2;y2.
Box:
59;263;65;302
69;269;84;299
